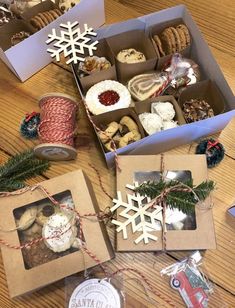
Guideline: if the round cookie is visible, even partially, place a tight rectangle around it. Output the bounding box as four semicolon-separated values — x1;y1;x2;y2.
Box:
41;11;53;23
42;212;78;253
36;204;60;226
22;222;42;238
17;206;38;231
169;27;181;52
85;80;131;115
38;12;49;26
153;34;165;57
117;48;146;64
22;241;58;269
160;28;175;54
49;9;59;19
176;24;190;45
176;26;187;50
45;10;56;22
54;8;63;16
30;15;45;30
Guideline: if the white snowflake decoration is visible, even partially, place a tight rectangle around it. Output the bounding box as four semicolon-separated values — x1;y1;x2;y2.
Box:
111;182;165;244
46;22;98;65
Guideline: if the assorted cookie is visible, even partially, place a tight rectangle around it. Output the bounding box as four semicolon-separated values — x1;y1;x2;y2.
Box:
85;80;131;115
98;116;141;152
30;8;62;31
14;195;81;269
59;0;80;12
78;56;111;77
0;5;14;26
117;48;146;64
182;98;214;123
153;24;191;57
11;30;30;46
139;101;178;135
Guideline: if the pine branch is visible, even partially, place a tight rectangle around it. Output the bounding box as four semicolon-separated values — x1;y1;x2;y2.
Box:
9;160;49;182
0;150;50;191
0;179;25;192
194;181;216;201
135;179;215;214
0;150;34;178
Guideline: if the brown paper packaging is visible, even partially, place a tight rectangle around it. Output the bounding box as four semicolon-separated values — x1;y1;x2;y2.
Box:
106;30;158;83
0;170;114;298
178;80;226;122
115;154;216;252
91;107;145;154
0;19;35;51
73;39;117;94
134;95;186;136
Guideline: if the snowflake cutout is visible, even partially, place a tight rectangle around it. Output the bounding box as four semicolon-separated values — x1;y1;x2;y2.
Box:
46;22;98;65
111;182;165;244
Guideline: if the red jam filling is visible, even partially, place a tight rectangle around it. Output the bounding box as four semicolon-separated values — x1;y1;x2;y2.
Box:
98;90;120;106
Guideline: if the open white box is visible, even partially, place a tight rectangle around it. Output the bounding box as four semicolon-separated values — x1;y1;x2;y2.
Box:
0;0;105;81
73;5;235;168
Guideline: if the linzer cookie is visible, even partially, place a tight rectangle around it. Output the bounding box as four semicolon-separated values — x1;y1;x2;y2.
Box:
85;80;131;115
30;8;62;31
182;98;214;123
152;23;191;56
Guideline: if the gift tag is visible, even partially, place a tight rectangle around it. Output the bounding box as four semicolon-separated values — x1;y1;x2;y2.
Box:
68;278;121;308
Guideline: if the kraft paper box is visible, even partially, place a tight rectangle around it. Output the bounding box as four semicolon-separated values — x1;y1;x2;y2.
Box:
0;170;114;298
0;0;105;82
72;5;235;169
115;154;216;252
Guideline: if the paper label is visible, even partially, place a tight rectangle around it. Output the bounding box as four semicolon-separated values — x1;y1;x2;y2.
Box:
69;278;121;308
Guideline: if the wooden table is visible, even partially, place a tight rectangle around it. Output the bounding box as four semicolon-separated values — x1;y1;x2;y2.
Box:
0;0;235;307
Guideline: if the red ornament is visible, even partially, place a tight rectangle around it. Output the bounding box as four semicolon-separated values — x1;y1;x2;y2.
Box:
98;90;120;106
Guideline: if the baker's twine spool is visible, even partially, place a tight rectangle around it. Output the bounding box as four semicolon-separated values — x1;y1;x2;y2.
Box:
34;93;78;161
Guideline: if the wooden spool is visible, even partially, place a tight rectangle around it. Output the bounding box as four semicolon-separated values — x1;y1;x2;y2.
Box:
34;93;78;161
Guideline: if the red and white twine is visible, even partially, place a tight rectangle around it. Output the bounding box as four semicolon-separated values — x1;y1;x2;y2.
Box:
38;96;78;147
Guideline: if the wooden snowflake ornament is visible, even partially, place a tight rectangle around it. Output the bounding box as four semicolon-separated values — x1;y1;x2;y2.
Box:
46;22;98;65
111;183;165;244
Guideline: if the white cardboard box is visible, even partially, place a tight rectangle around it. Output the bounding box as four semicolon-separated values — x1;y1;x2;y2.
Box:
0;0;105;81
73;5;235;168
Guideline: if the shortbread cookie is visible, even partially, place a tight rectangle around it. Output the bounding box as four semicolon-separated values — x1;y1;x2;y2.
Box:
119;130;141;148
17;206;38;231
98;121;119;144
117;48;146;64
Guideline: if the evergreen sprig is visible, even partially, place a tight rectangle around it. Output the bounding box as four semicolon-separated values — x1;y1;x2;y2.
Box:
0;150;50;191
135;179;215;214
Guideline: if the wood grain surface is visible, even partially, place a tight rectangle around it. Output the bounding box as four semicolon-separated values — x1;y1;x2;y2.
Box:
0;0;235;307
